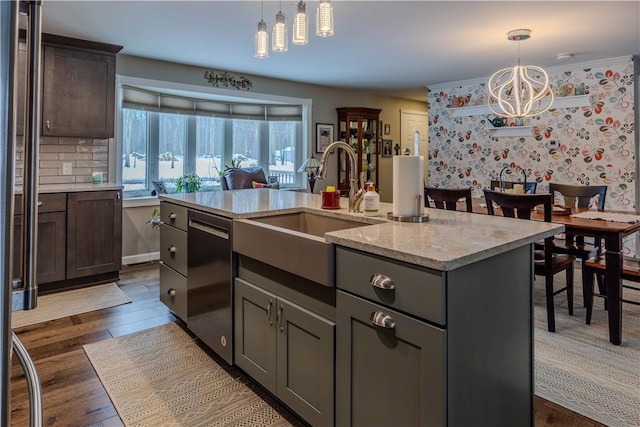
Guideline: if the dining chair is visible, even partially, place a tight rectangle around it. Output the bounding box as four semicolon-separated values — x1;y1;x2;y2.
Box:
489;180;537;194
483;189;576;332
547;183;608;306
424;186;473;212
583;254;640;325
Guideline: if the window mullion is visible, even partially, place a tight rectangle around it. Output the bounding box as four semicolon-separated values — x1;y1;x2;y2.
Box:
186;115;196;174
148;113;160;184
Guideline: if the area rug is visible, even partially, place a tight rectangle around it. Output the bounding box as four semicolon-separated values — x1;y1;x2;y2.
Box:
83;322;303;427
534;271;640;427
12;283;131;328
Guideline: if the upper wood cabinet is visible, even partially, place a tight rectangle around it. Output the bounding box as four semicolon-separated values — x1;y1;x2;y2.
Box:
16;33;122;139
42;43;118;138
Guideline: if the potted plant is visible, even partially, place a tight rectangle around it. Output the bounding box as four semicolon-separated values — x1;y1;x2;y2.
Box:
176;173;202;193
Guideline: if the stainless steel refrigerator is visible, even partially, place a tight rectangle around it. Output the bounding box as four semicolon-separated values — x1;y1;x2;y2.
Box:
1;1;44;425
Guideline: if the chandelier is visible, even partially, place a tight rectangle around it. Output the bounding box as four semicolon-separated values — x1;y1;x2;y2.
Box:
487;29;553;118
255;0;334;59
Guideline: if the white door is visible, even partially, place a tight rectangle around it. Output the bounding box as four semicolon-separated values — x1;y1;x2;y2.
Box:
400;109;429;185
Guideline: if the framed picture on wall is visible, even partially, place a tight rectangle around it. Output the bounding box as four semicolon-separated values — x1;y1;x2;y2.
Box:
315;123;334;153
381;139;393;157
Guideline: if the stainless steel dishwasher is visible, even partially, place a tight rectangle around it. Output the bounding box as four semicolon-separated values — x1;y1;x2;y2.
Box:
187;210;234;365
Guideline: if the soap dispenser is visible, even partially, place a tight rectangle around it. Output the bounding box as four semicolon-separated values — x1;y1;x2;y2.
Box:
363;186;380;216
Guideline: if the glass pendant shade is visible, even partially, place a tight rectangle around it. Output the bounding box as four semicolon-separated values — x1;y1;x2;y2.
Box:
255;20;269;59
292;1;308;45
316;0;334;37
272;10;288;52
487;29;553;118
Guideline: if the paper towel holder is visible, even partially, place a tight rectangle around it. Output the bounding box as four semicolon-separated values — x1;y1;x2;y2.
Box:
387;194;430;223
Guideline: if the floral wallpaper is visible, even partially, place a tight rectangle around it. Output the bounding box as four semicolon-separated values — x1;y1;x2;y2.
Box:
427;59;635;212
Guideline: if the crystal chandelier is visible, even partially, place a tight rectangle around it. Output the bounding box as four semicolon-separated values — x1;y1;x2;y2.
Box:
292;1;308;45
487;29;553;118
316;0;334;37
272;2;288;52
254;1;268;59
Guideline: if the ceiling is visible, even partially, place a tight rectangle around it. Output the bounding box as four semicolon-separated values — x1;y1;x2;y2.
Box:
39;1;639;101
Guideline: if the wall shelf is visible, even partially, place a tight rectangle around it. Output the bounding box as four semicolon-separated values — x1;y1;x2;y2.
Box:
489;126;533;137
450;94;593;117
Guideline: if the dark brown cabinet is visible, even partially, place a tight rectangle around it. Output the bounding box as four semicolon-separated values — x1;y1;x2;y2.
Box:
337;107;381;193
66;190;122;279
42;44;116;138
12;193;67;285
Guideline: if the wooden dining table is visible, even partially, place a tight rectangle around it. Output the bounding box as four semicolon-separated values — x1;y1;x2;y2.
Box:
457;197;640;345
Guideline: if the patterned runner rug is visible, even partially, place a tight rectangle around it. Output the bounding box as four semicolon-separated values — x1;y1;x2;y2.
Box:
534;271;640;427
12;283;131;328
84;322;304;427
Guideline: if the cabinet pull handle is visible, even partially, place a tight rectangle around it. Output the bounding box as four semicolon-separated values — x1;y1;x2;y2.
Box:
370;274;395;290
37;201;43;206
167;288;176;297
277;304;284;332
46;120;50;131
116;192;121;200
370;311;396;329
267;300;273;326
169;213;177;220
168;246;177;253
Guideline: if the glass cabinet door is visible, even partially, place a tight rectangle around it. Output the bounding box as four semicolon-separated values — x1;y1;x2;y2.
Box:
336;108;381;194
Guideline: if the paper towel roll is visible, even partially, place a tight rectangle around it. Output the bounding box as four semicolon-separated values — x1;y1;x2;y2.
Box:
393;155;423;216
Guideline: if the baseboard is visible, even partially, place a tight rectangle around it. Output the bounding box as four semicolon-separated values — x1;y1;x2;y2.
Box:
123;252;159;266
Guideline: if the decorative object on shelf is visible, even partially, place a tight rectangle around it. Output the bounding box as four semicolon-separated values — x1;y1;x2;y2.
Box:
490;117;507;127
293;1;308;45
176;173;202;193
382;139;393;157
272;1;288;52
487;29;553;119
203;70;252;90
316;123;334;153
298;154;321;193
316;0;334;37
255;0;269;58
393;143;401;155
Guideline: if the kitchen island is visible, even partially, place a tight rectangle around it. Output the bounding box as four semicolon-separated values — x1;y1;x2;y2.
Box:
159;189;563;426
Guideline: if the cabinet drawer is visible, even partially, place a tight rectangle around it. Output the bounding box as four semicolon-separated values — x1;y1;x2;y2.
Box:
160;224;187;276
159;262;187;321
160;201;188;231
336;247;445;325
15;192;66;215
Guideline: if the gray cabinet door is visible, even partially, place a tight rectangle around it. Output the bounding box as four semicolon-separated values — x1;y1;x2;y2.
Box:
277;298;335;427
234;278;277;395
336;290;446;427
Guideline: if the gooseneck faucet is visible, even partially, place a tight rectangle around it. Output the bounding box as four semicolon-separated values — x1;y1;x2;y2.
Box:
317;141;365;212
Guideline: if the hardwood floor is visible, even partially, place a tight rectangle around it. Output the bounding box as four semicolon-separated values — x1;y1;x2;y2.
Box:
10;262;605;426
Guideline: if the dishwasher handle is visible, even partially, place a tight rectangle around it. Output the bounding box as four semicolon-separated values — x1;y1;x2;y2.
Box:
189;218;229;240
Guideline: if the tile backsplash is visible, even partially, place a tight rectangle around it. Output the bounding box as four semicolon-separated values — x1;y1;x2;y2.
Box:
15;136;109;185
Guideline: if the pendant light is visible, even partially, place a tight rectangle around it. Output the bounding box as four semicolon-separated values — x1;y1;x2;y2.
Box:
316;0;334;37
255;1;268;59
272;1;288;53
292;1;308;45
487;29;553;118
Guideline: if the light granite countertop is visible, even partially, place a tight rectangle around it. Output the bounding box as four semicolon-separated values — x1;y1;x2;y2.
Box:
160;189;563;271
16;183;123;194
